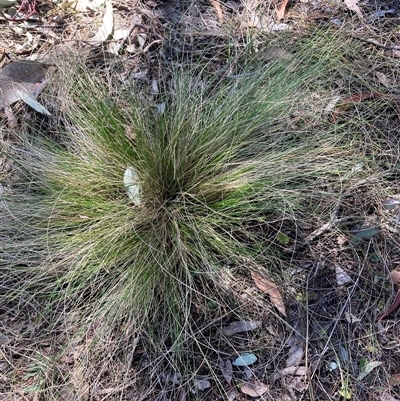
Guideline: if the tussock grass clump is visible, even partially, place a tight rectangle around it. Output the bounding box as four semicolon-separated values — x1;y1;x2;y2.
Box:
0;33;376;396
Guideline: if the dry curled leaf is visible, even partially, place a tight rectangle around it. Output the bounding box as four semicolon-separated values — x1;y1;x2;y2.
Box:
251;271;286;316
240;382;269;398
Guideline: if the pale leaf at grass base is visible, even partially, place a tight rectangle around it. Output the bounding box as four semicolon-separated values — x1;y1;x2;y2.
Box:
123;167;141;205
251;271;287;316
15;88;50;116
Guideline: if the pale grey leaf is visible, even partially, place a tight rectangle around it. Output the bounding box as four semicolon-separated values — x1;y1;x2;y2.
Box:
221;320;261;336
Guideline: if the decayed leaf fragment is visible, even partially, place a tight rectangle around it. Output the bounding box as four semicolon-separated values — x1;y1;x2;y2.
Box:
344;0;363;18
70;0;106;11
251;271;287;316
240;382;269;398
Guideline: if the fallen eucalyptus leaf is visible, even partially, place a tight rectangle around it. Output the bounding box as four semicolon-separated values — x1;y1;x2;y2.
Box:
0;60;49;110
280;366;307;376
243;367;252;379
221;320;261;336
272;366;307;382
123;167;141;205
357;361;383;381
276;0;289;21
389;372;400;386
232;353;257;367
370;9;395;18
71;0;106;11
380;392;398;401
240;382;269;398
88;0;113;45
375;72;389;88
251;271;287;316
383;197;400;210
344;312;361;324
15;88;50;115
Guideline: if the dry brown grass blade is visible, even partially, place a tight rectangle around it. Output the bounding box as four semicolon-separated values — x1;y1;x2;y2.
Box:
251;271;287;316
210;0;223;23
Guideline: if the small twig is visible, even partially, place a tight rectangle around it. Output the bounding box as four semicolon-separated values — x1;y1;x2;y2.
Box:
288;202;348;252
6;0;38;21
350;35;400;51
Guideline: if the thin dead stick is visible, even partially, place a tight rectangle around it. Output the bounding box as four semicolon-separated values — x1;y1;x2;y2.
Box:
288;203;348;252
350;35;400;51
